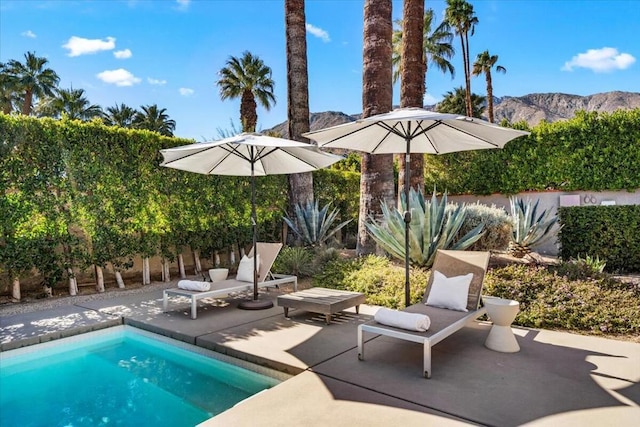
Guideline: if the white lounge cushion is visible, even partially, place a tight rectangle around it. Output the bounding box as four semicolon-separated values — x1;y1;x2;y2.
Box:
236;254;260;283
374;307;431;331
177;280;211;292
425;270;473;312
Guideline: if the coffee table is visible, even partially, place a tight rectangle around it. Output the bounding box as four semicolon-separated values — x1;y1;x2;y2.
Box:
277;287;365;324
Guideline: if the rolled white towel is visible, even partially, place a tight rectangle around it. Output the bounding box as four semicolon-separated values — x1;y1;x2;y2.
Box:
178;280;211;292
374;307;431;332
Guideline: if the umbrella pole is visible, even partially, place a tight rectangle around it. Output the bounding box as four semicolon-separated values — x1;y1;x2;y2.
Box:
404;134;411;308
238;159;274;310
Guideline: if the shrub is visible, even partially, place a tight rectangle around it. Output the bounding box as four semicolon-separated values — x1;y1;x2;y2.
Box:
484;264;640;335
272;246;315;278
457;203;512;251
312;255;430;309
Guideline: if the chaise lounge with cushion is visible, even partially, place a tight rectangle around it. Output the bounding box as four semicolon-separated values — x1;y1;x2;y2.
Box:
163;242;297;319
357;249;490;378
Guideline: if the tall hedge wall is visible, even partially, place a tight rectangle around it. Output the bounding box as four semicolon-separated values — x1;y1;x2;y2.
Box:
424;109;640;195
0;115;356;287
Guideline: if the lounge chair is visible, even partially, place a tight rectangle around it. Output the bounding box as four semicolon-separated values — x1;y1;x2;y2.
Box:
163;242;297;319
357;249;490;378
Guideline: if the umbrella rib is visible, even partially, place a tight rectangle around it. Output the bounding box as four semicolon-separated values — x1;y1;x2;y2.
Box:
204;144;251;174
413;121;442;153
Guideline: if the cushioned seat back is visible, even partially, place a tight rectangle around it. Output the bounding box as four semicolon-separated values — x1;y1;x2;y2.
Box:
422;250;490;311
247;242;283;283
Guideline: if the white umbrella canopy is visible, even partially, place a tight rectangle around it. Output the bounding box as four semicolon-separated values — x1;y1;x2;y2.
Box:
160;132;343;310
303;108;530;307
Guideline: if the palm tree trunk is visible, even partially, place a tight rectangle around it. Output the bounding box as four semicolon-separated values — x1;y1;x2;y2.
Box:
399;0;425;203
486;71;494;122
359;0;395;256
464;32;472;117
240;90;258;132
22;89;33;115
285;0;314;213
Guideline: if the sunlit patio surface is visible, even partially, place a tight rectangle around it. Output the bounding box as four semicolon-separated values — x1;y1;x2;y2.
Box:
1;279;638;426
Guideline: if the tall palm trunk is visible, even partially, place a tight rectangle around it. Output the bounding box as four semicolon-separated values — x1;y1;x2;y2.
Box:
464;32;472;116
240;90;258;132
398;0;425;202
485;71;495;122
285;0;314;217
22;89;33;115
359;0;395;256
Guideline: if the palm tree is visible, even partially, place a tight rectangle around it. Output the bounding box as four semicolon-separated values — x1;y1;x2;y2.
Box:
6;51;60;115
436;86;485;118
358;0;395;255
285;0;314;215
104;103;138;128
445;0;478;117
217;51;276;132
472;50;506;123
133;104;176;136
0;62;19;114
392;9;455;89
37;87;103;121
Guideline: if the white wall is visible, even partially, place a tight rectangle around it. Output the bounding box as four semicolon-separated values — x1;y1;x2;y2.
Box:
449;189;640;255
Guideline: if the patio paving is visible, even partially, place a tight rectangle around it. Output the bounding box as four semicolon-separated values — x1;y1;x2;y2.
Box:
1;281;639;426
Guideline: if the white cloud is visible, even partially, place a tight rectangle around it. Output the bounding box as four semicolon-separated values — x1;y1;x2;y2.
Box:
148;77;167;86
306;23;330;42
562;47;636;73
176;0;190;10
423;93;439;105
21;30;36;38
96;69;141;86
179;87;194;96
63;36;115;57
113;49;132;59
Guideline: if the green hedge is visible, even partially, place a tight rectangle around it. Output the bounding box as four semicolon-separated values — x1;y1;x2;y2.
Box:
558;205;640;273
0;115;356;288
424;110;640;195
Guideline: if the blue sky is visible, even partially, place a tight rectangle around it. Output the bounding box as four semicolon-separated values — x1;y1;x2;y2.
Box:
1;0;638;140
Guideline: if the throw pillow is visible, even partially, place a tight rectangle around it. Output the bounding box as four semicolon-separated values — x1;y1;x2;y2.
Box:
236;254;260;283
425;270;473;312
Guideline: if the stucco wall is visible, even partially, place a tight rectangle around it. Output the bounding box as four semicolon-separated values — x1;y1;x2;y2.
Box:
449;189;640;256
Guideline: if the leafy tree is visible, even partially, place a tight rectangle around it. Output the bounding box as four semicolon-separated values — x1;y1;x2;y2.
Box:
472;50;506;123
217;51;276;132
104;103;138;127
444;0;478;117
36;87;103;121
359;0;395;255
0;62;20;114
133;104;176;136
5;51;60;115
285;0;314;213
436;86;485;118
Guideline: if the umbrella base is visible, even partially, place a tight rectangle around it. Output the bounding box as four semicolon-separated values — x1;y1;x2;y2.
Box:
238;299;274;310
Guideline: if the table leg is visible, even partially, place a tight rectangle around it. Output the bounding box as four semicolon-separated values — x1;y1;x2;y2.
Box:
283;307;289;318
355;304;360;314
325;314;331;325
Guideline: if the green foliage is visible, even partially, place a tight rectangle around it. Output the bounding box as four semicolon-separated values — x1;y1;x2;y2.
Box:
272;246;315;278
457;202;512;251
424;109;640;194
283;200;352;247
312;255;430;309
508;196;558;257
558;205;640;273
313;169;360;238
484;264;640;335
366;189;485;268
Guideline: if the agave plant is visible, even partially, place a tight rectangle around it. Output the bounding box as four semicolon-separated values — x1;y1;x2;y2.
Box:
283;200;352;247
366;189;485;268
508;197;559;258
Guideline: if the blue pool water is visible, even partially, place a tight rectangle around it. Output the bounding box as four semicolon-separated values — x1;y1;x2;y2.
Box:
0;327;282;427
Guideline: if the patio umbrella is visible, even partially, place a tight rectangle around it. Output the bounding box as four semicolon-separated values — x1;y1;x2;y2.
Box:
160;132;343;310
303;107;530;307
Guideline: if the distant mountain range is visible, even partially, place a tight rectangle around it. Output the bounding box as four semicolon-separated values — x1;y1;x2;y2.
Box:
268;91;640;137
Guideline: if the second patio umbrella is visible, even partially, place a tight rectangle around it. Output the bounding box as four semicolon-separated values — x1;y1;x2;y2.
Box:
160;132;343;309
304;108;530;306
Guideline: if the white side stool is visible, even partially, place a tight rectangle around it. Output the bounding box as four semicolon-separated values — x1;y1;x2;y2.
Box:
208;268;229;282
484;296;520;353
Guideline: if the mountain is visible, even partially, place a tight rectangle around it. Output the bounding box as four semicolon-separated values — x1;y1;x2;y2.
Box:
267;91;640;136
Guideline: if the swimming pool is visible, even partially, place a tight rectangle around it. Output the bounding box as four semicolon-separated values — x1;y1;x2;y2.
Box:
0;326;287;427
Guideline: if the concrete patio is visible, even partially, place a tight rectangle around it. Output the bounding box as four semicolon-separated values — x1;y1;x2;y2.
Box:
1;281;639;426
